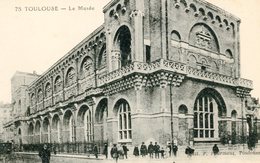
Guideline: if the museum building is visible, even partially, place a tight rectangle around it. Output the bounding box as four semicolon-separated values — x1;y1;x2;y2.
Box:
4;0;260;151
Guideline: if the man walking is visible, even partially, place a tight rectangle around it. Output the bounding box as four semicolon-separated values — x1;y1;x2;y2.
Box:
93;144;98;158
122;143;129;159
111;144;119;163
154;142;160;159
148;142;154;158
172;144;178;157
140;142;147;157
39;144;51;163
103;143;108;159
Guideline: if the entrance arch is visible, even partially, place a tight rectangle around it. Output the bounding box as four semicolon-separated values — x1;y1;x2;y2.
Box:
193;88;226;141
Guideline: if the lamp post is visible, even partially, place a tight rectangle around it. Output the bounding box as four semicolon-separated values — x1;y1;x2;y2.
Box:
241;96;245;150
170;82;174;155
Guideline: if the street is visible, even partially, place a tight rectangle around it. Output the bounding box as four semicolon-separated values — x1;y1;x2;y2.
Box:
1;153;260;163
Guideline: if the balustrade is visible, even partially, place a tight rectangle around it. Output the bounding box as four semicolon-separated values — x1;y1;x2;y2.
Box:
98;59;252;90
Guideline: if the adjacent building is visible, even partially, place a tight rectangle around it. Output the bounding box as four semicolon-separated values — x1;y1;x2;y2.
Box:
0;103;11;142
4;0;260;151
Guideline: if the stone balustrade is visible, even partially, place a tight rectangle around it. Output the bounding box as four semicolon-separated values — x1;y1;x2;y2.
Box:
98;59;253;90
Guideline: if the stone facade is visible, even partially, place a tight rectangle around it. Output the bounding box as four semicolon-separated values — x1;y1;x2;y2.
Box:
4;0;260;149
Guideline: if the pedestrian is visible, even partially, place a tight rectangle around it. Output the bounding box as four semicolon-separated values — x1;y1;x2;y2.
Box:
122;143;129;159
167;143;172;157
212;144;219;155
154;142;160;159
53;144;57;155
185;146;194;158
103;143;108;159
118;144;124;159
148;142;154;158
172;144;178;157
93;144;98;158
160;147;165;159
111;144;119;162
133;145;139;157
39;144;51;163
140;142;147;157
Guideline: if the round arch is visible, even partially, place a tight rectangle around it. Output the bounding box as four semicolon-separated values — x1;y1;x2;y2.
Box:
178;105;188;114
35;120;41;143
113;98;132;141
42;117;50;143
113;25;132;67
189;23;220;53
52;114;61;143
63;109;74;142
95;98;108;123
77;105;93;142
193;88;227;140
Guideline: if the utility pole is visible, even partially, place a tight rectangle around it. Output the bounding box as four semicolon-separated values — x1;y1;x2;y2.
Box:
170;82;174;155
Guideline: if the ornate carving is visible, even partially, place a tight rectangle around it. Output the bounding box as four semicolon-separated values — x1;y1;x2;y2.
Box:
195;27;212;49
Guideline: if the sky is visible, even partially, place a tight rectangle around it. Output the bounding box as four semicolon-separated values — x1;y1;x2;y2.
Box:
0;0;260;103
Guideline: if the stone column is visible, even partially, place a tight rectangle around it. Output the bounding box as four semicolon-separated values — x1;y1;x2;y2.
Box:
111;49;121;71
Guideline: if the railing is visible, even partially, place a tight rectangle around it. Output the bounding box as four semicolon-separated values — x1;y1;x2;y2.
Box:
22;142;107;155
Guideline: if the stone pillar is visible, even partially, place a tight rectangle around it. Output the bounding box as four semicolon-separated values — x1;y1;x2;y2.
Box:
111;49;121;71
131;10;144;62
235;20;241;78
107;29;113;72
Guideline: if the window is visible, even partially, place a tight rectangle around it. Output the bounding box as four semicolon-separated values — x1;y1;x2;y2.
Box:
85;109;93;142
118;101;132;141
194;96;217;139
145;45;151;63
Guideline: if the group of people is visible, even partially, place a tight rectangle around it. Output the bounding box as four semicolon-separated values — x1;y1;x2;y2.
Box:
132;142;179;159
37;142;221;163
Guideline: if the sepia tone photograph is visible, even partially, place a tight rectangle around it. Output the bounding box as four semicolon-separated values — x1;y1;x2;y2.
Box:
0;0;260;163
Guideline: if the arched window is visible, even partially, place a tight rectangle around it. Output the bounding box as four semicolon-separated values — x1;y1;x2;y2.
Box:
80;56;94;78
52;114;61;143
225;49;233;58
54;76;62;93
189;23;220;53
171;30;181;42
113;25;132;68
65;67;76;87
45;82;52;97
63;110;74;142
77;105;93;142
194;96;216;139
97;45;107;69
193;88;226;140
231;110;237;144
115;99;132;141
37;89;43;102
